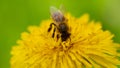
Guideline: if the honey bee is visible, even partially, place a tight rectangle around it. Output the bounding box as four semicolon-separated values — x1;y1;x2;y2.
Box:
48;6;71;41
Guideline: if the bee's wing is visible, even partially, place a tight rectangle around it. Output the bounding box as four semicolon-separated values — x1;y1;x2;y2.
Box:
59;5;66;14
50;6;59;15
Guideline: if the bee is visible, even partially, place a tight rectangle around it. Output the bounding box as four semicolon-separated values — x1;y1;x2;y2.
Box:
47;6;71;42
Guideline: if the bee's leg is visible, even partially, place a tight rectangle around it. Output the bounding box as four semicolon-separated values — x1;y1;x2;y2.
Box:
68;33;71;42
61;34;65;42
69;37;71;42
48;23;56;32
57;34;60;41
52;27;56;38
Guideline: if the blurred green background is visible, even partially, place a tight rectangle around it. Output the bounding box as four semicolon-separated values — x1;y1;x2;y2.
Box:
0;0;120;68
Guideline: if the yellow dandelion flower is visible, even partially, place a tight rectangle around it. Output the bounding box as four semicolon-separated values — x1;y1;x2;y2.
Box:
11;13;120;68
